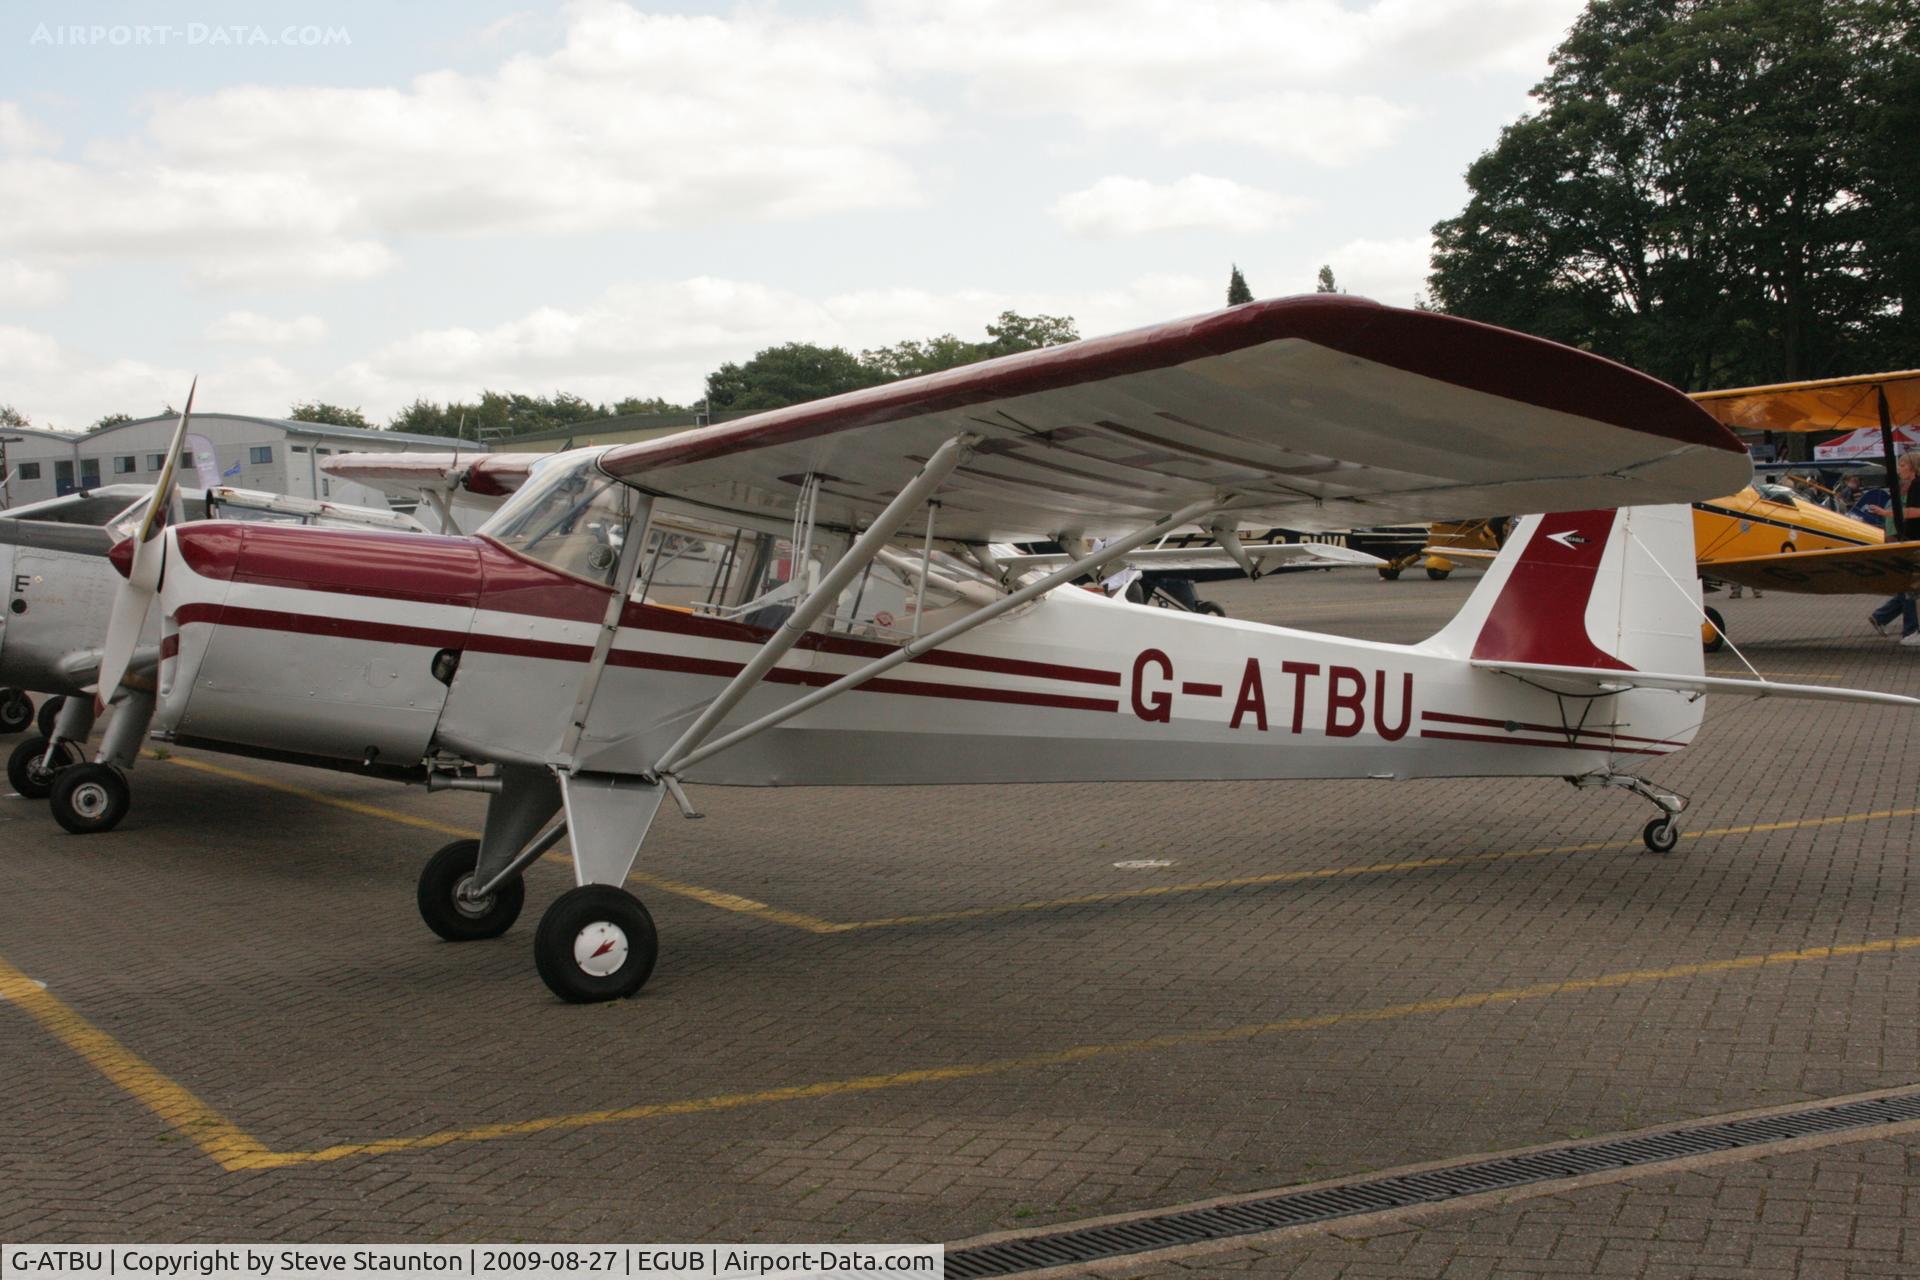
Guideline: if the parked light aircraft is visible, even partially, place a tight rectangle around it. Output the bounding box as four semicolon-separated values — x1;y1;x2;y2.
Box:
70;297;1918;1004
0;481;423;823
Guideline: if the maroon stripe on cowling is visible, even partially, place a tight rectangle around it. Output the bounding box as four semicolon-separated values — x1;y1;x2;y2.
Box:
598;296;1740;479
1420;709;1685;748
1417;728;1668;757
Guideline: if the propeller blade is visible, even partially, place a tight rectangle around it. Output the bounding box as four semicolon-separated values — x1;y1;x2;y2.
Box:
99;379;196;705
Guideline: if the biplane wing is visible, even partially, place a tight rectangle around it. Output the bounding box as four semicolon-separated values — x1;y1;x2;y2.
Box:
597;295;1751;541
996;541;1385;573
1701;542;1920;595
321;451;538;498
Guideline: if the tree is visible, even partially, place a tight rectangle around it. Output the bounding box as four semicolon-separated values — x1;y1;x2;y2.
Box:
611;396;689;417
289;401;372;429
706;344;881;412
980;310;1079;357
0;405;27;429
1227;265;1254;305
859;333;985;380
91;412;133;431
1314;265;1341;294
1429;0;1916;388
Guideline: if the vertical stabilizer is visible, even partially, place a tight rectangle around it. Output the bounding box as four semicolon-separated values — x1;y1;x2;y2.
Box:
1424;505;1702;679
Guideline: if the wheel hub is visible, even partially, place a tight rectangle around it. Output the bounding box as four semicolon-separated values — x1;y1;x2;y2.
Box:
573;922;629;977
69;781;111;819
452;874;494;919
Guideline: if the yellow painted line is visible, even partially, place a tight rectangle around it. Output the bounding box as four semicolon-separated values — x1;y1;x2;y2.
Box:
0;953;273;1172
840;806;1920;930
231;932;1920;1167
155;755;847;934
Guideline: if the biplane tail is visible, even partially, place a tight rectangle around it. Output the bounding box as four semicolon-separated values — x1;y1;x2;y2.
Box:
1425;505;1703;678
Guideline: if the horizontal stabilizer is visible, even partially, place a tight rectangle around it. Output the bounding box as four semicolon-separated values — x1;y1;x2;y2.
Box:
999;542;1384;574
1474;659;1920;708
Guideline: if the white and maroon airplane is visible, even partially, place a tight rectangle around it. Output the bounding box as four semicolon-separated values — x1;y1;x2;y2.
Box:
64;296;1914;1002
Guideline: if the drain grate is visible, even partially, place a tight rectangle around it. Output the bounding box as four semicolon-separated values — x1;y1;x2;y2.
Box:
945;1089;1920;1277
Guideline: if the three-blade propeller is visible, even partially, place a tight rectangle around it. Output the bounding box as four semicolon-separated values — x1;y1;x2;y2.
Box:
97;379;195;709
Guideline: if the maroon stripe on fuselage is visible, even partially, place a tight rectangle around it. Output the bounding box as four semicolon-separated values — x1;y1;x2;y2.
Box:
1416;728;1667;757
1420;709;1685;749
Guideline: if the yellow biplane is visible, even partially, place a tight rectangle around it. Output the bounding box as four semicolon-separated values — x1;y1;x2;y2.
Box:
1421;370;1920;651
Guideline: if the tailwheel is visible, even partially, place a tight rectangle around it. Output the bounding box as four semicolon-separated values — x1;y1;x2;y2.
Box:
1702;606;1726;654
1376;566;1401;581
49;763;131;835
1426;566;1451;580
418;839;525;941
0;689;32;735
1642;816;1680;854
35;695;65;741
8;736;82;800
535;884;658;1003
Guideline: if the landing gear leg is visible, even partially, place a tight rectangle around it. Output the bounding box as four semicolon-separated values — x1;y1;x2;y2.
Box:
416;765;559;941
49;692;153;834
1570;771;1688;854
9;696;95;800
533;771;667;1003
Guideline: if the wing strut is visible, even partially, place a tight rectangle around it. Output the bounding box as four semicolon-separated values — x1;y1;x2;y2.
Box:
656;490;1230;780
649;433;980;777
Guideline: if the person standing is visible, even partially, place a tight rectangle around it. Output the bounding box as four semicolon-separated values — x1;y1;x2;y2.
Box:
1866;453;1920;645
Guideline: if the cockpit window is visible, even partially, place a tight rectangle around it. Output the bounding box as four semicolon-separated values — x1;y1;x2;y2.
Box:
477;452;637;586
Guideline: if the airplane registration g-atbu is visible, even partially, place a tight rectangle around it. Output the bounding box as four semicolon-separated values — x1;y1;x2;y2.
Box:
79;296;1916;1002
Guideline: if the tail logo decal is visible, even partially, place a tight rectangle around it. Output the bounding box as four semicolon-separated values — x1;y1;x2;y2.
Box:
1544;530;1589;549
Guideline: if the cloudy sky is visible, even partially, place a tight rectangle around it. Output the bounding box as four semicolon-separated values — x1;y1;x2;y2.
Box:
2;0;1587;431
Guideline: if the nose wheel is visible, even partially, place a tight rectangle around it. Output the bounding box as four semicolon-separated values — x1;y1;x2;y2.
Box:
534;885;658;1003
0;689;33;735
48;763;131;834
416;839;525;941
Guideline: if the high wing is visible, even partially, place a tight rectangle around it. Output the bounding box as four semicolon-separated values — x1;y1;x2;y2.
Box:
1475;660;1920;708
1702;542;1920;595
1691;369;1920;433
997;542;1385;573
596;296;1751;541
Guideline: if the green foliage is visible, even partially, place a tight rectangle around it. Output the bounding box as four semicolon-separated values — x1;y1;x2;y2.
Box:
288;401;372;429
1314;265;1341;294
1429;0;1917;387
91;412;133;431
1227;265;1254;305
385;391;688;439
0;404;28;429
712;311;1082;413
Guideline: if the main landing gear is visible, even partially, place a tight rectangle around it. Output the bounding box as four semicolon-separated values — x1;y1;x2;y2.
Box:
0;689;33;735
24;691;154;834
414;766;668;1003
1570;771;1688;854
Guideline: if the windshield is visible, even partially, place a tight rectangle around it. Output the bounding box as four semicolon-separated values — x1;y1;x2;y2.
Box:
477;451;637;586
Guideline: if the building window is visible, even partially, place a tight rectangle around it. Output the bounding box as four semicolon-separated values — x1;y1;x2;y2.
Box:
147;453;167;470
18;462;41;480
291;445;308;454
80;459;101;486
249;446;274;465
113;455;137;474
316;448;333;455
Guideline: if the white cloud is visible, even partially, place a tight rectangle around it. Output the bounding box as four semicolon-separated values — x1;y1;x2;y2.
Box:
207;311;329;345
0;325;309;431
1051;175;1308;238
0;102;58;154
1311;235;1435;306
0;259;66;306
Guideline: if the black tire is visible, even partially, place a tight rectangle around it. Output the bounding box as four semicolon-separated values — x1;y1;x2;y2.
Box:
8;736;82;800
0;690;32;735
49;763;130;835
1426;566;1452;581
418;838;525;941
35;695;65;741
1196;601;1226;617
1702;605;1726;655
1377;567;1401;581
1642;816;1679;854
534;885;659;1003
